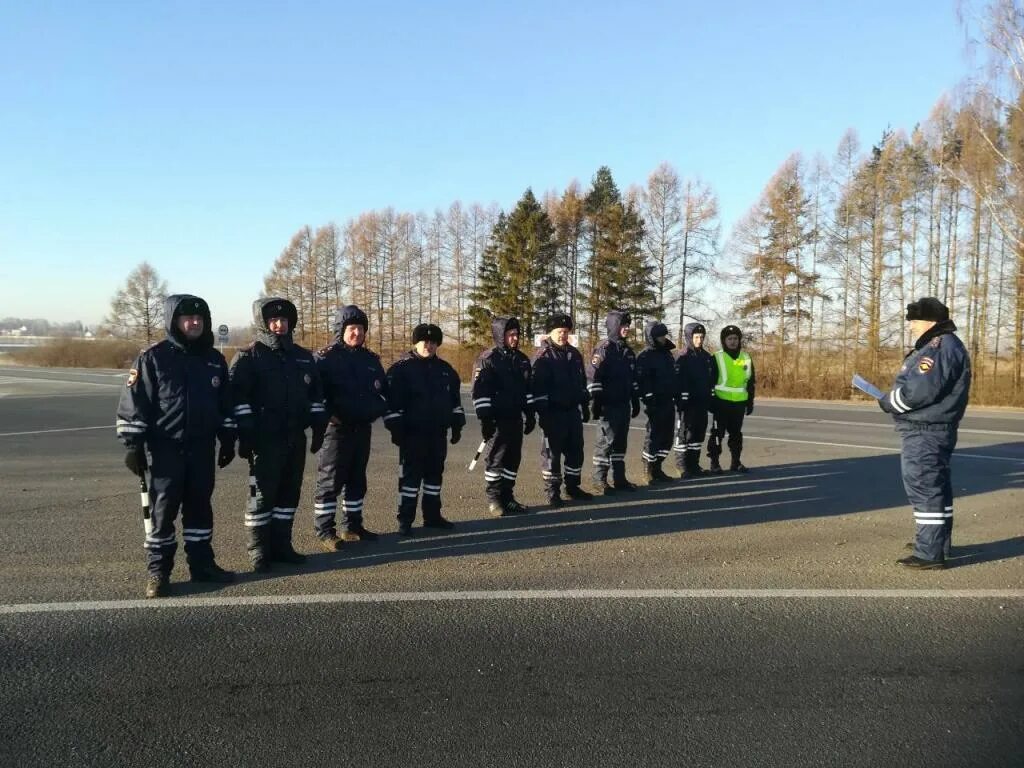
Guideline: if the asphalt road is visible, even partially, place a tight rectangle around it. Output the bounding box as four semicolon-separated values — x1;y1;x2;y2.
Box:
1;365;1022;767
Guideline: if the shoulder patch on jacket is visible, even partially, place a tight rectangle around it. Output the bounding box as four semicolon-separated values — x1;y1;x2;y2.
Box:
918;356;935;373
126;368;139;387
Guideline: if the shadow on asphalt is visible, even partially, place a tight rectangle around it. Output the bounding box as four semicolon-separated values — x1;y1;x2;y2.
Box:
171;441;1024;595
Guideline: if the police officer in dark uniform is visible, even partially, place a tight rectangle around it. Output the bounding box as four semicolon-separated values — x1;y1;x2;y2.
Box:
878;297;971;570
532;313;593;508
313;305;389;548
384;323;466;535
674;322;716;478
587;310;640;493
708;324;755;473
636;320;679;484
116;294;236;598
229;298;327;572
472;316;535;516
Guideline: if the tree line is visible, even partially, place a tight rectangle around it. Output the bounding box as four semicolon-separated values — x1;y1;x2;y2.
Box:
101;2;1023;405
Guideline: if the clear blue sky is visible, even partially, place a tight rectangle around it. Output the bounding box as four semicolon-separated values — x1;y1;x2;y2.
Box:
0;0;968;329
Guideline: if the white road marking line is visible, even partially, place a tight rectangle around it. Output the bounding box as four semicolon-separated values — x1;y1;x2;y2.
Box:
749;414;1024;438
741;435;1022;462
2;588;1021;615
0;376;121;388
0;425;110;437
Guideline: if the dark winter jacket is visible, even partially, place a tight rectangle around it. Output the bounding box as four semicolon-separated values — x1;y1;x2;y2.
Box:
384;351;466;433
531;338;589;412
636;321;678;408
878;320;971;425
116;294;234;447
675;322;716;409
316;305;389;427
586;310;638;406
472;316;533;421
228;298;327;438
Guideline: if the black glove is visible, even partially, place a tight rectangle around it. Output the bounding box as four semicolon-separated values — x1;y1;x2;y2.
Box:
591;400;603;420
745;400;754;416
450;425;462;445
124;445;147;477
388;422;404;447
580;402;590;423
631;397;641;419
310;424;326;454
481;417;496;442
523;412;536;435
238;435;254;461
217;439;235;469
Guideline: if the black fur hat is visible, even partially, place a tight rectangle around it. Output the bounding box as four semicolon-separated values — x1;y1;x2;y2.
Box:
412;323;443;345
906;297;949;322
546;313;574;333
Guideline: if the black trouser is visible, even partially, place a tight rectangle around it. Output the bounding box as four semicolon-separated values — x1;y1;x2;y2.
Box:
593;401;630;484
675;405;709;470
397;428;448;525
483;415;523;504
540;407;584;497
897;422;957;561
245;431;307;559
707;400;746;464
145;437;216;578
642;400;674;466
314;422;371;537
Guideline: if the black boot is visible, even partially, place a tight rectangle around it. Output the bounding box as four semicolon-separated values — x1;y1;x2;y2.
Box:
423;516;455;530
190;561;235;583
565;484;593;501
271;518;306;564
651;459;673;482
708;457;723;474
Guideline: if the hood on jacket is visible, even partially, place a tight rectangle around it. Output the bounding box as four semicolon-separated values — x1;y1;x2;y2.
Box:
253;296;296;350
491;316;521;347
334;304;369;341
165;294;213;351
605;310;631;341
644;320;674;351
683;322;707;351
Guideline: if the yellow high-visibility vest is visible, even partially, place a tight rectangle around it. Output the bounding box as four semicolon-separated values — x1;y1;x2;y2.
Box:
713;350;752;402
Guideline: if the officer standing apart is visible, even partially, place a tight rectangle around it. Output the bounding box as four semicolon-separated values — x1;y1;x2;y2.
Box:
674;322;716;478
587;310;641;493
636;320;679;484
531;313;593;507
116;294;236;598
229;298;327;572
878;298;970;570
313;305;389;548
384;324;466;535
472;316;535;516
708;324;755;473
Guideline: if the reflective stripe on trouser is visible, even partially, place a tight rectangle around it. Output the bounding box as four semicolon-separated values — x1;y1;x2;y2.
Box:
897;422;958;561
675;406;708;470
145;438;216;577
397;428;448;525
314;422;371;536
707;400;745;461
541;408;584;494
484;416;523;503
642;401;674;465
246;432;307;558
593;402;630;484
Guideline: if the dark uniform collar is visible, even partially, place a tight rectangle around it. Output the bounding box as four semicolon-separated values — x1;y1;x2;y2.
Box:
913;319;957;351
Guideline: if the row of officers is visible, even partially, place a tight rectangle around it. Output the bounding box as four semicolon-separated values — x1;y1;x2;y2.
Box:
116;294;755;597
